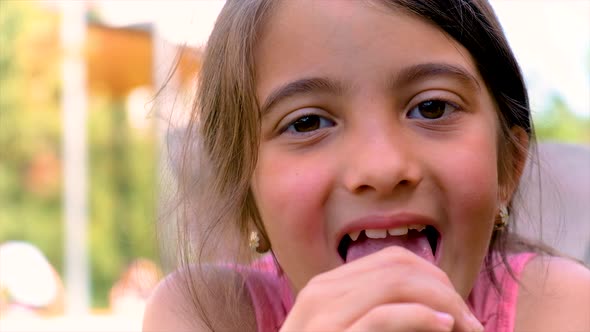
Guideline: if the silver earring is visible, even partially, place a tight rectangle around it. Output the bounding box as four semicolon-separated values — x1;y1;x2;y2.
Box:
495;206;509;231
249;231;260;251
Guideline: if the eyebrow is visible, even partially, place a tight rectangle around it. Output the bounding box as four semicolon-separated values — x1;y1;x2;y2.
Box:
391;62;481;92
260;77;346;116
259;62;480;115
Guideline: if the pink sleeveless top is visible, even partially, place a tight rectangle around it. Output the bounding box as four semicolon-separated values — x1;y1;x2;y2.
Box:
243;252;536;332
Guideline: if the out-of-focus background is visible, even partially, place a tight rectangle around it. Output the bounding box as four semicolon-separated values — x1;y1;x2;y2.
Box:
0;1;588;331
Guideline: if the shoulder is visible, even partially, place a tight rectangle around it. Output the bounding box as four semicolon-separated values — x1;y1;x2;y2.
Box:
515;255;590;332
142;264;257;332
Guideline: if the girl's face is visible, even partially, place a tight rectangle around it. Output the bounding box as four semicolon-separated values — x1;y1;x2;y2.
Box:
251;0;506;298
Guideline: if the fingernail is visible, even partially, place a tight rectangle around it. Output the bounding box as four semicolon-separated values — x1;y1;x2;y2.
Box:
435;311;454;331
464;312;484;332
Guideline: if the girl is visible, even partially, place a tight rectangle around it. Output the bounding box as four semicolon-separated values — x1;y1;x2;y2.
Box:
144;0;590;331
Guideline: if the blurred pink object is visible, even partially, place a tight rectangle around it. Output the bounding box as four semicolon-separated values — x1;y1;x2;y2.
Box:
108;258;161;314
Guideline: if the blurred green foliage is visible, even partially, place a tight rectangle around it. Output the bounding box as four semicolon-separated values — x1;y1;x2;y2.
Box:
535;95;590;144
0;1;158;308
0;0;64;275
87;97;159;307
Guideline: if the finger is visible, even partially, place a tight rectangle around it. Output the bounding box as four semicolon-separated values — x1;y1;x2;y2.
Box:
301;262;481;331
295;246;483;331
338;271;481;331
366;273;481;332
346;303;455;332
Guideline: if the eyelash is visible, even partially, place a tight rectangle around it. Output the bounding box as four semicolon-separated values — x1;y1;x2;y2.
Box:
279;98;462;135
406;98;461;121
281;113;336;135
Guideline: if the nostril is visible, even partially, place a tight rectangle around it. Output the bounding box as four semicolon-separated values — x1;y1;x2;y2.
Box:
350;177;417;195
355;184;372;193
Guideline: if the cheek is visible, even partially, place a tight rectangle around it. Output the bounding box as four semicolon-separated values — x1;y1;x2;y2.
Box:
454;152;498;204
466;146;498;208
453;161;498;231
435;131;499;231
434;133;499;295
251;151;334;245
446;142;498;260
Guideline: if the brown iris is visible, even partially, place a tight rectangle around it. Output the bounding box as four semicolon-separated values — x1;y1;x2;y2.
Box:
418;100;447;119
292;115;321;132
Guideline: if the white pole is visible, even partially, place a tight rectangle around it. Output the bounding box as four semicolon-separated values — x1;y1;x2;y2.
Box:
61;1;90;314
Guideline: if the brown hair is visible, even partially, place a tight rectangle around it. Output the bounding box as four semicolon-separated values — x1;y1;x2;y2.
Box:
166;0;547;329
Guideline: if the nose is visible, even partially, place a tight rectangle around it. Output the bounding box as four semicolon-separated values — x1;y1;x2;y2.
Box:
342;127;423;196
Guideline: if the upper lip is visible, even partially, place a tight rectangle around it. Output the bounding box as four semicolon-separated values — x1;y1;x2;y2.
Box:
335;212;439;250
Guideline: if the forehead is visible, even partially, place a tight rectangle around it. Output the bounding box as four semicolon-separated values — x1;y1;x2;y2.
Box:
254;0;483;102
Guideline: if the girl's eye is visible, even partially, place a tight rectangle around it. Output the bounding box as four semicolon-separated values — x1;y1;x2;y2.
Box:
407;100;458;120
285;115;334;133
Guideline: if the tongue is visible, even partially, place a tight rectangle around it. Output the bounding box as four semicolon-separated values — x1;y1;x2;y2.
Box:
346;232;435;264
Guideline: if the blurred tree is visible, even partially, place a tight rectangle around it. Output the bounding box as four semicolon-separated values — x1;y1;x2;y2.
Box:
0;2;159;308
87;96;158;307
0;0;64;278
534;47;590;144
534;94;590;144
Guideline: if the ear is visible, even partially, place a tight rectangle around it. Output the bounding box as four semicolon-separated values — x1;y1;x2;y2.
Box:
500;126;529;204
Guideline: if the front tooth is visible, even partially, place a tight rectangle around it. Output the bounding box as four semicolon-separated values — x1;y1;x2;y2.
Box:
348;231;360;241
408;224;426;232
387;226;408;236
365;229;387;239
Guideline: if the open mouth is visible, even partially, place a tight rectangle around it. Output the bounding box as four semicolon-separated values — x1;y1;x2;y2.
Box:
338;225;440;263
